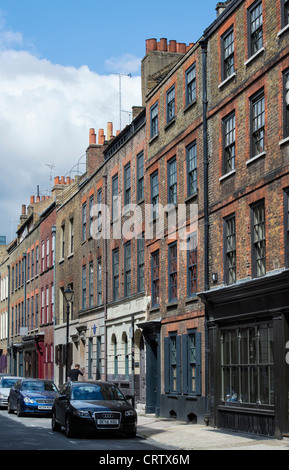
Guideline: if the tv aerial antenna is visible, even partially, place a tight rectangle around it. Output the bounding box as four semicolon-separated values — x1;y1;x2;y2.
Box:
45;163;56;192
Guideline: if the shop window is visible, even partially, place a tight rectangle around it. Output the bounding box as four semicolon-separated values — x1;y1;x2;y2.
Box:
220;324;274;405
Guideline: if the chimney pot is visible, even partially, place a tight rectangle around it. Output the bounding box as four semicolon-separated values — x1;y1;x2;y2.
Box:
146;38;157;53
177;42;186;53
89;128;96;145
158;38;168;51
30;196;35;204
22;204;26;215
98;129;105;145
54;176;60;185
107;122;113;141
169;40;177;52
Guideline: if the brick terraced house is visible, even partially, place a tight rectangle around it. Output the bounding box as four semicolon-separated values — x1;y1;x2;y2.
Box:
141;37;207;420
54;112;149;406
198;0;289;438
1;0;289;439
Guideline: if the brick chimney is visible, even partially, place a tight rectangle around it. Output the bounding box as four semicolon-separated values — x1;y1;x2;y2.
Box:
86;126;107;176
216;0;232;17
142;38;193;105
51;175;74;197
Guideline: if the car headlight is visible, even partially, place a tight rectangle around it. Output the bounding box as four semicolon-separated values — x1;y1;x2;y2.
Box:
72;409;90;417
23;397;35;404
124;410;135;416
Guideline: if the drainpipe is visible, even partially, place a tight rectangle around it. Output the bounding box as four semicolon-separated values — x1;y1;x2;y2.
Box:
52;225;56;382
22;253;27;377
201;36;210;423
7;265;11;374
131;314;135;407
103;174;108;381
201;37;209;293
23;253;27;328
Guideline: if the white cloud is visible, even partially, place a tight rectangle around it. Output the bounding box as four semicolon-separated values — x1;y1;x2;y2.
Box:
105;53;141;74
0;18;142;242
0;10;23;50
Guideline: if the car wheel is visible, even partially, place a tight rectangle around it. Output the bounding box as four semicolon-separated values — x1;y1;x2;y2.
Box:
52;411;61;432
17;401;23;417
7;400;14;414
65;415;74;438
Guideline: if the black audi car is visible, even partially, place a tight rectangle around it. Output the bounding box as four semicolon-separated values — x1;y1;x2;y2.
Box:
52;381;137;438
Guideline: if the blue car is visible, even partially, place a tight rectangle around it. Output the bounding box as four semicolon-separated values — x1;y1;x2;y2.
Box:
8;378;58;417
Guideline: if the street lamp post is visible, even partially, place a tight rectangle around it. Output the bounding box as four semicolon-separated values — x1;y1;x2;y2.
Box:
64;285;74;381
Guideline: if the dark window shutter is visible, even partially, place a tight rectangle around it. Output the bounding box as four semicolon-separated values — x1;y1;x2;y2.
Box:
176;335;182;394
164;336;170;393
196;332;202;395
182;334;188;395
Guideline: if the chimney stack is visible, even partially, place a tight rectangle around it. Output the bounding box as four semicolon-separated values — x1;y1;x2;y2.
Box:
216;0;232;17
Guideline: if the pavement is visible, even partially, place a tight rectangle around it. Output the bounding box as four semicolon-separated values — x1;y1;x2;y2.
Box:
136;411;289;450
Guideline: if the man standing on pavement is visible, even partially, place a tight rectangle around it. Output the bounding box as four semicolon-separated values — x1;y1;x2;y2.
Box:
68;364;85;381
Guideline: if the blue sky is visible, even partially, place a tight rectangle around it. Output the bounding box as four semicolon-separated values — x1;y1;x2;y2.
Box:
0;0;220;243
1;0;219;74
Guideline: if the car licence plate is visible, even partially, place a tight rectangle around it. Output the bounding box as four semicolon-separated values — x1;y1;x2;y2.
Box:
97;419;119;425
38;405;52;410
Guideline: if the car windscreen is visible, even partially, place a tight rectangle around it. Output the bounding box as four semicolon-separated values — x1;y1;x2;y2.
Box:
22;381;58;392
0;378;19;388
71;384;125;401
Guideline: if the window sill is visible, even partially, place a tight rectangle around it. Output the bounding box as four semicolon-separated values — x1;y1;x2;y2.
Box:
279;136;289;147
218;72;236;89
164;117;176;131
183;98;197;113
246;151;266;165
149;133;159;145
244;47;265;66
277;24;289;37
166;300;178;309
185;295;199;304
123;205;132;216
149;305;160;313
219;169;236;182
218;403;274;414
185;191;198;203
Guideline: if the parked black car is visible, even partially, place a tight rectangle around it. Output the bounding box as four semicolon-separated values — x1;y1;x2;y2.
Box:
8;378;58;416
52;381;137;438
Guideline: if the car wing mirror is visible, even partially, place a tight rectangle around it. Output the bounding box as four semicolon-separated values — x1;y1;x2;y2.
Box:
125;394;133;400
